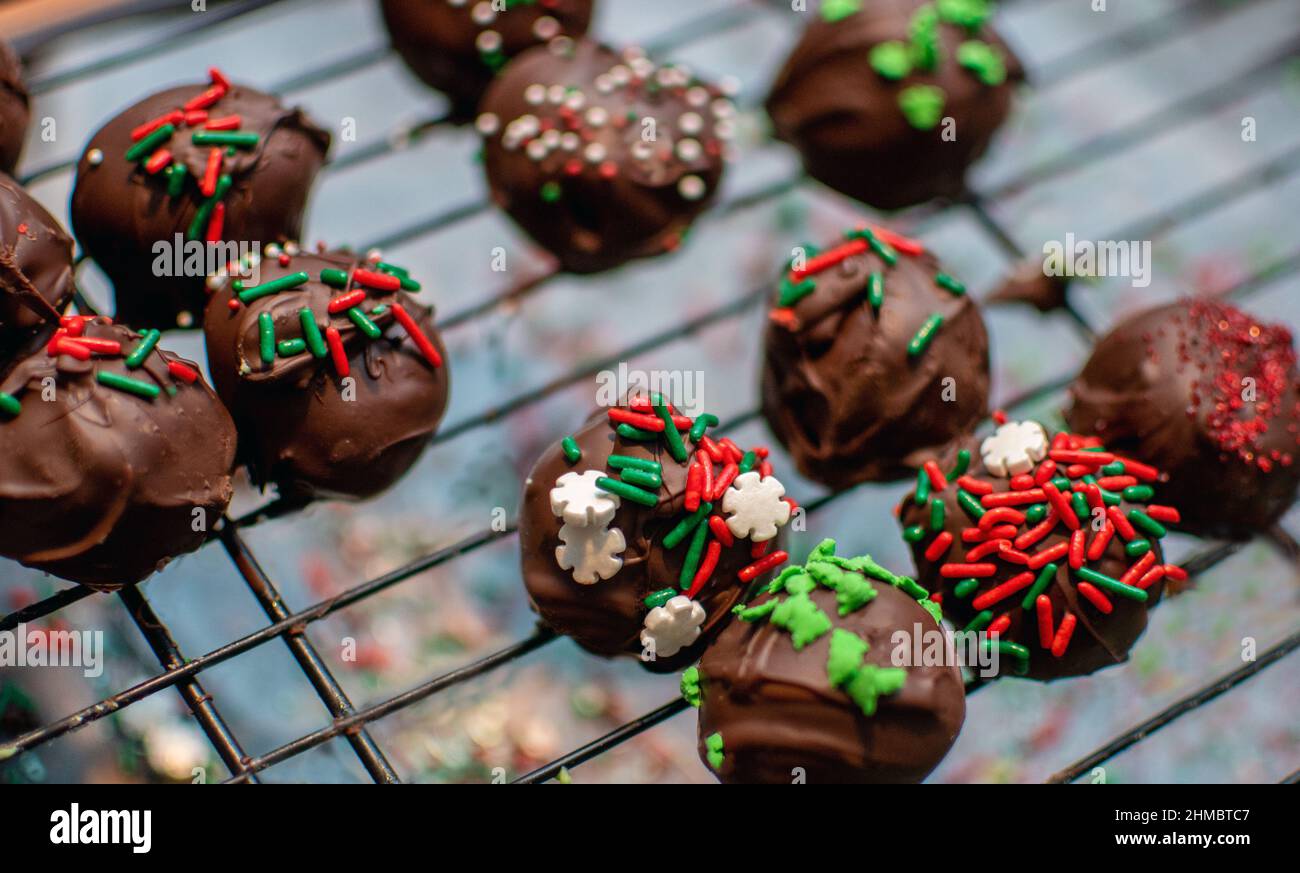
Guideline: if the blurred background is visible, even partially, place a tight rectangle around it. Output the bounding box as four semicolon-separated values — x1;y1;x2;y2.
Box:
1;0;1297;784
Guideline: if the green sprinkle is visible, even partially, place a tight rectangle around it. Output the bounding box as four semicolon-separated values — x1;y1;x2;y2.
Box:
561;436;582;463
778;276;816;306
771;592;833;649
915;467;931;504
125;329;161;369
1025;503;1048;524
705;732;725;771
827;628;870;687
866;232;898;266
370;304;389;317
738;450;757;474
1071;491;1090;522
867;270;885;313
929;497;945;531
902;524;927;543
644;588;675;609
616;422;658;441
907;313;944;357
620;467;662;490
125;123;175;162
166;161;186;197
0;392;21;417
651;393;688;462
734;598;778;622
663;502;712;549
950;448;971;478
908;4;941;71
679;518;709;588
895;575;929;600
277;338;307;357
1052;475;1071;491
1122;485;1155;502
680;666;702;707
688;413;718;443
258;312;275;365
953;577;980;598
1020;562;1058;611
963;609;993;633
869;40;912;80
191;131;259;148
540;180;562;202
320;268;350;288
996;640;1030;661
898;84;946;130
1125;538;1151;559
239;271;310;303
595;476;658;507
957;489;985;520
347;306;382;339
957;39;1006;86
1101;461;1126;476
299;308;328;358
96;370;159;400
1128;509;1167;539
186;197;216;242
821;0;861;22
377;262;420;291
937;0;993;29
607;454;660;473
935;272;966;295
1077;566;1148;603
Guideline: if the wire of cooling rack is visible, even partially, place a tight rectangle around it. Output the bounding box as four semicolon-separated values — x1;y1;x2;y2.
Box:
2;0;1297;784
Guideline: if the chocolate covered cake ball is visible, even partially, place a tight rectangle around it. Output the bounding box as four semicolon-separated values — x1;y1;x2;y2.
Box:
380;0;594;116
761;222;989;488
898;419;1186;680
0;316;236;589
519;399;796;672
0;41;30;176
477;39;735;273
689;538;963;783
766;0;1023;209
0;173;77;360
204;245;449;501
1068;299;1300;540
71;68;330;330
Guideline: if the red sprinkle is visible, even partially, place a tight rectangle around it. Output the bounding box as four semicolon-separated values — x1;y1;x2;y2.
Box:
325;326;349;377
184;109;209;126
789;238;868;281
751;539;770;560
940;562;997;579
923;460;948;492
206;202;225;242
1114;456;1159;482
739;550;788;582
699;435;725;463
1036;594;1054;648
72;337;122;355
1119;550;1158;587
353;268;402;292
867;224;925;256
327;290;367;314
1163;564;1188;582
957;475;994;496
1087;520;1115;561
963;524;1018;543
144;148;172;174
1014;512;1057;551
1145;504;1181;524
979;507;1026;529
1096;475;1137;490
391;304;442;369
1137;566;1167;590
1042;483;1079;530
1027;541;1069;570
204;114;242;131
971;571;1035;610
697;451;714;498
1033;460;1058;486
1051;449;1113;466
1050;613;1077;658
200;147;223;197
965;538;1011;562
50;337;91;360
1076;581;1113;614
209;67;232;90
608;408;665;432
167;361;199;383
184;84;227;113
988;613;1011;638
924;531;954;562
684;462;703;512
708;515;734;547
130;110;183;141
712;463;739;501
1009;473;1036;491
685;540;722;599
1107;505;1137;540
1068;529;1087;569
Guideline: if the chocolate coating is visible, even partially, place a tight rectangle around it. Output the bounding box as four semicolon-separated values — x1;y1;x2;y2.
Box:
899;430;1168;680
0;318;236;589
697;548;964;783
519;411;784;672
766;0;1023;210
987;258;1070;313
203;247;450;502
380;0;594;117
478;39;733;273
1068;299;1300;540
0;173;77;361
71;78;330;330
761;227;989;488
0;41;29;176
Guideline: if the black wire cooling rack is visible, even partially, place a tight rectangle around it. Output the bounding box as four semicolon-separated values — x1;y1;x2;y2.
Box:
2;0;1298;784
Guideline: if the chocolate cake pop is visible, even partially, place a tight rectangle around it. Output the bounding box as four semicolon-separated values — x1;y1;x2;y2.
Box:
689;538;963;783
519;399;796;672
0;41;30;176
898;419;1186;680
0;316;236;589
70;68;330;330
477;38;735;273
1068;299;1300;540
203;244;449;501
380;0;595;116
761;222;989;488
0;173;77;360
766;0;1023;209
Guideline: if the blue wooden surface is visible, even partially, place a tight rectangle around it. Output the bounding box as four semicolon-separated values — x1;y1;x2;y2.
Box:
3;0;1297;783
